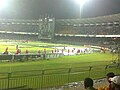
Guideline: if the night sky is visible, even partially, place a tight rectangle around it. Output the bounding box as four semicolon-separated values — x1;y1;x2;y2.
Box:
0;0;120;19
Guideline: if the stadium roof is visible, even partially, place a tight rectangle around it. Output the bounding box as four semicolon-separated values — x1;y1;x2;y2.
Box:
0;13;120;26
56;13;120;25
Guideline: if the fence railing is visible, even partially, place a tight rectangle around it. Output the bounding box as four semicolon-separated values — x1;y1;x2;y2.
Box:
0;63;119;90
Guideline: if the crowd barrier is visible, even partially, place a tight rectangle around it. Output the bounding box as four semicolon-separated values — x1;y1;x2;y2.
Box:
0;54;63;61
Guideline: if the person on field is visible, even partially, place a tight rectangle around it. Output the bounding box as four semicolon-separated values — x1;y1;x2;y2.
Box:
62;49;64;54
68;49;70;55
3;47;9;54
38;50;41;57
52;49;54;54
26;50;28;54
55;49;56;53
38;50;40;55
43;49;46;59
44;49;46;55
16;48;21;54
16;45;18;50
57;49;59;53
37;50;41;58
84;77;97;90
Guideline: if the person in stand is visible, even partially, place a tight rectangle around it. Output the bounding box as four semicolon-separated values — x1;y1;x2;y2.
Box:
109;76;120;90
98;72;115;90
84;77;97;90
106;72;115;90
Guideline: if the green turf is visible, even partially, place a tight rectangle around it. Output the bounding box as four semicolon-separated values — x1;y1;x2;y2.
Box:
0;52;115;72
0;40;119;89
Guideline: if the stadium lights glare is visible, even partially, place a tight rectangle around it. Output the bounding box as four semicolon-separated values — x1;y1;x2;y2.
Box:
0;0;8;10
75;0;88;6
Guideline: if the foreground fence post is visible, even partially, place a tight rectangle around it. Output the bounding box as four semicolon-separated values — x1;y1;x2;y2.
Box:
7;73;11;90
88;66;92;77
105;65;108;75
116;63;120;74
41;70;45;90
68;68;71;83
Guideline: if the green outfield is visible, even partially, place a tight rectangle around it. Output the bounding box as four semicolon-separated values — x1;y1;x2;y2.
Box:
0;52;116;72
0;40;119;89
0;40;118;73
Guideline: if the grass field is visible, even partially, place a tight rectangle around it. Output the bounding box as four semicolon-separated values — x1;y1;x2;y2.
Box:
0;40;117;72
0;52;116;72
0;40;119;89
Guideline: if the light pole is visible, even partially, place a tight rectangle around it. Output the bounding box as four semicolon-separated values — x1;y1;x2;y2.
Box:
75;0;89;18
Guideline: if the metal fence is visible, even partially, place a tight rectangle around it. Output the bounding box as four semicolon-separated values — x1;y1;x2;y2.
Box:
0;63;119;90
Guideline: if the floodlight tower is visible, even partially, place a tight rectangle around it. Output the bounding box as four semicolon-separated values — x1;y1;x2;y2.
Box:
75;0;89;18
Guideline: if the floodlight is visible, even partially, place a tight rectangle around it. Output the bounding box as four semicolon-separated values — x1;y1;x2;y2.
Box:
0;0;8;10
75;0;88;6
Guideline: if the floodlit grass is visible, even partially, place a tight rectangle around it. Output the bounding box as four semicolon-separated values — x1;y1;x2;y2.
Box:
0;52;115;72
0;40;119;89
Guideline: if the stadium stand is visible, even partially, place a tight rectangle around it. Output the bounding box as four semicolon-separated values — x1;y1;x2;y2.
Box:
0;33;38;40
55;13;120;46
0;13;119;45
0;8;120;90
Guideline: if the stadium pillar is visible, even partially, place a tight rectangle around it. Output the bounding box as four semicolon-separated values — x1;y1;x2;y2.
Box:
50;17;55;42
38;15;55;42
